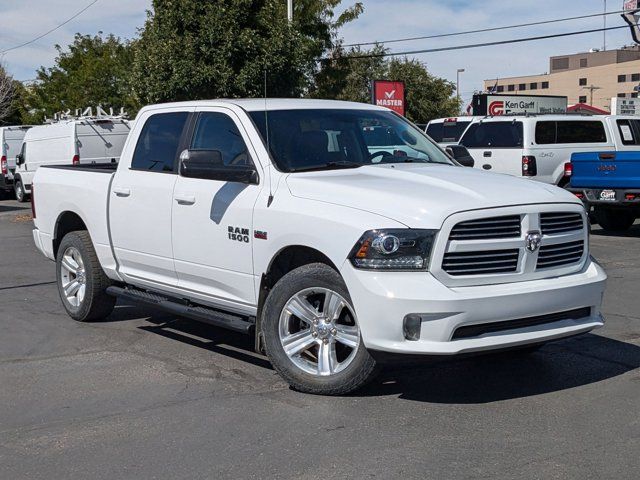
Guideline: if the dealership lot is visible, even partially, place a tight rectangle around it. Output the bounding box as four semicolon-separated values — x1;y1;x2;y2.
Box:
1;199;639;479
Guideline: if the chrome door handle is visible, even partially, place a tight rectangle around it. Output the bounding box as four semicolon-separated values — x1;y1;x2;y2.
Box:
113;186;131;197
174;194;196;205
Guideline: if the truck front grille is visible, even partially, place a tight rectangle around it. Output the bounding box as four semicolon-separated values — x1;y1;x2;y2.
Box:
449;215;521;240
540;212;584;235
536;240;584;270
442;249;519;276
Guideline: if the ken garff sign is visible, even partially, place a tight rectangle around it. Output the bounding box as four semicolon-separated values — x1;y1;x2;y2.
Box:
372;80;406;116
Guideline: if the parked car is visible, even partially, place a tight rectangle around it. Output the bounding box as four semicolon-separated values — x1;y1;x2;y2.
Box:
425;117;476;146
457;115;625;186
31;99;606;395
0;125;31;198
568;116;640;231
13;117;130;202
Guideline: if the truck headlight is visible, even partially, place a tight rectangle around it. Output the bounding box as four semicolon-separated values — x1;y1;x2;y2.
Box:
348;229;437;271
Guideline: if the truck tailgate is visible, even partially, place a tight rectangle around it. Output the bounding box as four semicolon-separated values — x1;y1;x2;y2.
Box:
571;151;640;188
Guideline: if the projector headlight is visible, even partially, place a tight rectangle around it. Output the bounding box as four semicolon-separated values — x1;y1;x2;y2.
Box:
348;229;438;271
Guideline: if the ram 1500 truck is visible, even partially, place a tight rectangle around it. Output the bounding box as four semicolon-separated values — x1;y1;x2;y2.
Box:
31;99;607;395
569;150;640;232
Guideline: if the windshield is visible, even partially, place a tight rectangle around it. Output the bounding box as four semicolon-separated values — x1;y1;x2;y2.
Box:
249;109;454;172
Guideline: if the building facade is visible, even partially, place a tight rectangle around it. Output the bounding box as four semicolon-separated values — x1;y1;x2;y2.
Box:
483;46;640;113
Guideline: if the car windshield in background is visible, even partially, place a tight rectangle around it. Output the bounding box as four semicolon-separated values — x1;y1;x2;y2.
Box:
249;109;453;172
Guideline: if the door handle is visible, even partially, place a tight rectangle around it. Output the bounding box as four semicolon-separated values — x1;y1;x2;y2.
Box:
174;193;196;205
113;186;131;197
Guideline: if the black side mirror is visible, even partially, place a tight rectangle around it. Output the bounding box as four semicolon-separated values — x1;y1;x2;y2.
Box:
15;154;24;166
179;149;258;184
445;145;475;168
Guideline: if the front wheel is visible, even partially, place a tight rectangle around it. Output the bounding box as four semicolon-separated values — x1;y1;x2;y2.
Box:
14;179;27;203
56;231;115;321
262;263;378;395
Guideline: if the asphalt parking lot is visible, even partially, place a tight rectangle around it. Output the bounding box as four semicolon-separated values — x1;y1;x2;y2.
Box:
1;199;639;479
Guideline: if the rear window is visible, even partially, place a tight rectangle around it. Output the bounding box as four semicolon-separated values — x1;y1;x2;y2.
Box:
426;121;471;143
460;122;523;148
535;121;607;144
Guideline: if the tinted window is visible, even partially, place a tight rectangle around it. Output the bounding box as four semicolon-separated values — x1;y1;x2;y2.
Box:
362;127;403;147
426;121;471;143
132;112;189;172
617;119;640;145
191;113;250;166
535;121;607;144
461;122;523;148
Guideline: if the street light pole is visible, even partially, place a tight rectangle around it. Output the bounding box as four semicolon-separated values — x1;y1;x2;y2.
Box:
287;0;293;22
456;68;465;113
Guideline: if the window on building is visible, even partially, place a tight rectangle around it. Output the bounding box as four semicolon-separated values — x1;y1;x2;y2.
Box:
580;58;588;68
579;95;587;104
632;92;639;98
507;84;515;92
541;81;549;89
618;93;627;98
518;83;526;91
496;85;504;93
552;57;569;70
633;73;640;82
618;74;627;83
530;82;538;90
579;78;587;86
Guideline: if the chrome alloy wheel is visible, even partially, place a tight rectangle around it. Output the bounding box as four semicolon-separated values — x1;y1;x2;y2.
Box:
278;287;360;376
60;246;87;308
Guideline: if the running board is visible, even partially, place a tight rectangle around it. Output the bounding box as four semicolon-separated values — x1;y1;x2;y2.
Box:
106;286;254;334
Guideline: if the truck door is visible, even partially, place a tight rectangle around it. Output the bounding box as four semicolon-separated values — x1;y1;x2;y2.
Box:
171;108;262;311
459;121;524;176
109;110;191;287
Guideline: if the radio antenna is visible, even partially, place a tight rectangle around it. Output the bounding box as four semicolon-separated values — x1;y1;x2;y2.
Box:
264;69;274;207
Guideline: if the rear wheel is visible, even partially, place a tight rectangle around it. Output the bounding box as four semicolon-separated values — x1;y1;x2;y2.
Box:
56;231;115;321
262;263;378;395
595;206;635;232
14;179;27;203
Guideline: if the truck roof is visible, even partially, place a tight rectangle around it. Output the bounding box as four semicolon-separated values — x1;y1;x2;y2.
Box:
140;98;387;113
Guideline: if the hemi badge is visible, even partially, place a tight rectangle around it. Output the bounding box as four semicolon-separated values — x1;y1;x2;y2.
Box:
254;230;268;240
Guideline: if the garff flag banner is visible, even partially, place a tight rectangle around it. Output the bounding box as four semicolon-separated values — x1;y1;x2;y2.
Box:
372;80;406;116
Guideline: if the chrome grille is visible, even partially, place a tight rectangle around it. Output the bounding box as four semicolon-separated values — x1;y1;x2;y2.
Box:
449;215;521;240
536;240;584;270
540;212;584;235
442;249;520;276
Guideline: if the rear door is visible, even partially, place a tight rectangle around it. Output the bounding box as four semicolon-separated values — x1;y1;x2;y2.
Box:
3;128;29;177
460;121;524;175
77;121;131;164
171;107;262;309
109;109;192;287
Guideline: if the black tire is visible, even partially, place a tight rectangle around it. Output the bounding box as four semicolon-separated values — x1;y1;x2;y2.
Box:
14;179;27;203
56;231;115;321
594;206;635;232
262;263;378;395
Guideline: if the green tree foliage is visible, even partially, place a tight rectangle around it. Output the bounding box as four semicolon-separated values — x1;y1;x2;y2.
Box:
22;33;137;124
132;0;363;103
312;46;461;123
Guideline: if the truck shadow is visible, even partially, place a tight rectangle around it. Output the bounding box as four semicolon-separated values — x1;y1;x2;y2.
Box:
357;333;640;403
0;205;28;213
590;222;640;238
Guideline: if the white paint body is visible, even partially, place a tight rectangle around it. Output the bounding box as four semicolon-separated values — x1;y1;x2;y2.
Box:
14;119;130;193
0;126;31;188
31;100;607;356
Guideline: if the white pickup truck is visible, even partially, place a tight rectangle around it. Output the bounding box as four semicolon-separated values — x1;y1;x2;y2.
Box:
31;99;607;395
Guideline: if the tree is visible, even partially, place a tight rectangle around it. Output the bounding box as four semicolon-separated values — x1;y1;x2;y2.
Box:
132;0;363;103
0;65;15;124
313;46;461;123
22;33;137;124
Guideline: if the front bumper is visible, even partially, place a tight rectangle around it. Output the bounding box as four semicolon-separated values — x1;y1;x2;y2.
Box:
341;259;606;355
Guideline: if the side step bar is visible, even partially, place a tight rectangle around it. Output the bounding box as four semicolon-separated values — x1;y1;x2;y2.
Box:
106;286;254;334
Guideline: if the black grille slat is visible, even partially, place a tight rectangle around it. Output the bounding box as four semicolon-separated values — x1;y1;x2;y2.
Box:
537;240;584;269
443;249;519;276
450;215;521;241
452;307;592;340
540;212;584;235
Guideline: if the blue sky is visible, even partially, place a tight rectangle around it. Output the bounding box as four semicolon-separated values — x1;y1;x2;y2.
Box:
0;0;634;106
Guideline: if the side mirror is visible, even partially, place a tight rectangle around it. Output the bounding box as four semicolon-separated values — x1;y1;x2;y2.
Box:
179;149;258;184
15;154;24;166
445;145;475;168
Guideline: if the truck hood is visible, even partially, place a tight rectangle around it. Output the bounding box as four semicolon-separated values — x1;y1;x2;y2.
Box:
285;164;580;228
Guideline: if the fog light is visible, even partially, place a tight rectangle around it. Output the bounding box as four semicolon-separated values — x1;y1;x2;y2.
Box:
403;314;422;341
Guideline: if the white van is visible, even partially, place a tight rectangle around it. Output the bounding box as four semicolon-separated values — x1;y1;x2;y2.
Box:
0;126;32;197
14;118;130;202
457;115;619;186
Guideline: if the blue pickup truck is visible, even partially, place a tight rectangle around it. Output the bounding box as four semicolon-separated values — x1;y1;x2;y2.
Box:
569;151;640;232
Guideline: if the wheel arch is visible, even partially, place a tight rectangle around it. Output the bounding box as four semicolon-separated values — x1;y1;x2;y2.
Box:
53;210;89;257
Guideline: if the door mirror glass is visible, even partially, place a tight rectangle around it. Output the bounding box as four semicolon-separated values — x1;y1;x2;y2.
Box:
15;154;24;166
180;149;258;184
445;145;475;168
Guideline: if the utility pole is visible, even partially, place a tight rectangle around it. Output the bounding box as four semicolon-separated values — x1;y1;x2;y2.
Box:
287;0;293;22
583;85;602;105
456;68;465;113
603;0;607;51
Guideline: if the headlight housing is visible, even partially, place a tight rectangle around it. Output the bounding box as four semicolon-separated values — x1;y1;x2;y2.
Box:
348;229;438;271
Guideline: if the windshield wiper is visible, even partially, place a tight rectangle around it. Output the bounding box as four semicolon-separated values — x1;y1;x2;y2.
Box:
290;161;363;172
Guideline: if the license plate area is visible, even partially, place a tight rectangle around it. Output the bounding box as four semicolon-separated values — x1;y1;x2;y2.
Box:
598;189;617;201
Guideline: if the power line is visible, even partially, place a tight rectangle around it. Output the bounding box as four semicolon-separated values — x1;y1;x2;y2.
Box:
343;9;628;48
0;0;99;55
342;24;630;60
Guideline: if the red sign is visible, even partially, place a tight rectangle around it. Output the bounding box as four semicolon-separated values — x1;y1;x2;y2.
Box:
372;80;405;116
488;101;505;115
